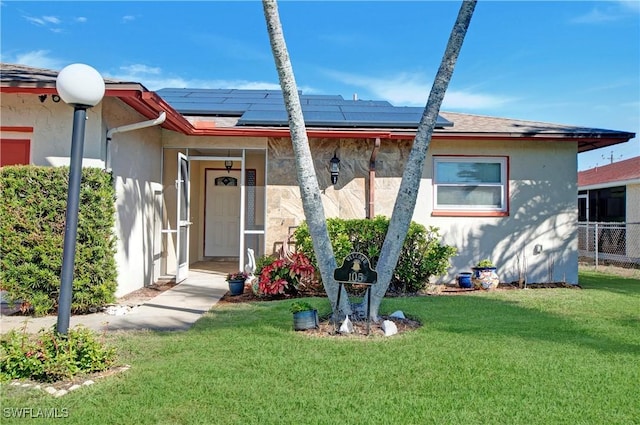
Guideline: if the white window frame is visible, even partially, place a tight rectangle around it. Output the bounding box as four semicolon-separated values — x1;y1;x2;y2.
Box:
433;156;508;214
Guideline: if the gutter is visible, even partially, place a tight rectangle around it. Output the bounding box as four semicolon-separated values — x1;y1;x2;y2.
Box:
368;137;381;219
105;111;166;171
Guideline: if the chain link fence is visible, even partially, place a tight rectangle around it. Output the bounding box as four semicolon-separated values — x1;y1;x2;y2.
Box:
578;222;640;269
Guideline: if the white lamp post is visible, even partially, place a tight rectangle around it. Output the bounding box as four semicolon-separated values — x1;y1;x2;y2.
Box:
55;64;105;334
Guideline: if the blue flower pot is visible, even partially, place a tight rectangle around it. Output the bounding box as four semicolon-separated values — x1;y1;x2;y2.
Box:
228;279;245;296
293;309;319;331
457;272;473;288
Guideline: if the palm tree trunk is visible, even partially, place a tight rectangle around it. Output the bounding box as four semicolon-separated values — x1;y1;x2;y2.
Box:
369;0;477;320
262;0;351;317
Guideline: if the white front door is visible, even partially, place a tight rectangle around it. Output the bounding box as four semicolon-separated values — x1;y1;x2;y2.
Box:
176;153;190;282
204;170;241;257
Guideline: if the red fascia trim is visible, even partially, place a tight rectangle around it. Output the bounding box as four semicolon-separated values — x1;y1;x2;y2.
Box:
189;127;400;139
0;126;34;133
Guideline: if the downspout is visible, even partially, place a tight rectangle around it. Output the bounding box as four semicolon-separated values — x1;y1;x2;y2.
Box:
105;111;167;171
368;137;381;219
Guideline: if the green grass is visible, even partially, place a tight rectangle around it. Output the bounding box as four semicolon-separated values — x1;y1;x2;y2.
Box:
2;271;639;424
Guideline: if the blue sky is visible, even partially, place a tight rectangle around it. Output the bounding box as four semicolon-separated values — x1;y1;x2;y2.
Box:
2;1;638;170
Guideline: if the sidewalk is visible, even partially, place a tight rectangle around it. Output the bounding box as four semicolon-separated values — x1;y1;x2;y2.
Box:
0;266;230;334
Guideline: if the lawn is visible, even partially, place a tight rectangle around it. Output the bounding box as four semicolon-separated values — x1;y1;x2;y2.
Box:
2;271;639;424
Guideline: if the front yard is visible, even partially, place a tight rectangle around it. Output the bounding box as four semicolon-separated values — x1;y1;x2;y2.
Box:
2;270;638;424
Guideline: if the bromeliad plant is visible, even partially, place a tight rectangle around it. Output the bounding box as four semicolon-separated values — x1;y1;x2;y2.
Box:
226;271;249;282
258;253;315;296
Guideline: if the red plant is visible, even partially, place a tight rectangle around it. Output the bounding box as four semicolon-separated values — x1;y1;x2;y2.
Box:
258;253;315;296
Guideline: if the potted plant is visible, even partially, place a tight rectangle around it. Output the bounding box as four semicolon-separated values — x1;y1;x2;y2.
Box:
226;271;249;296
290;300;319;331
457;272;473;288
471;259;499;289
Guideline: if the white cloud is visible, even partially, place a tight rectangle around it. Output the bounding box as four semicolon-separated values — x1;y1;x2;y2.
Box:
2;50;65;70
121;15;135;23
442;90;514;110
24;16;46;26
105;64;281;91
323;69;512;109
120;64;162;75
42;16;60;25
618;0;640;13
76;17;87;23
571;8;619;24
571;1;639;24
23;14;63;32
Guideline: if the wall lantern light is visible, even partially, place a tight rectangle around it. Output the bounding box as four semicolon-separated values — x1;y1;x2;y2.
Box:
225;150;233;173
330;153;340;185
55;63;105;335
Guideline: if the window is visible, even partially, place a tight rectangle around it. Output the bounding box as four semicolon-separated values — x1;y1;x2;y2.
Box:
433;156;508;216
587;186;625;222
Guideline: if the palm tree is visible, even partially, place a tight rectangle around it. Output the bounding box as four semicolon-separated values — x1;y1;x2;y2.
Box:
262;0;477;320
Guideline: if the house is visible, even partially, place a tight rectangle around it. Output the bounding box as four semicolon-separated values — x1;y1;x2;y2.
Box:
578;156;640;264
1;63;635;295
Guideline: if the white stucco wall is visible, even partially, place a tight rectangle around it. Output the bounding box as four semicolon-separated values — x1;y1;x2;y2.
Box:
102;98;164;297
419;139;579;285
1;93;104;167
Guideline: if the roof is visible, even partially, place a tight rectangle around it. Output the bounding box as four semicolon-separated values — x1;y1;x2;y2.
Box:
1;62;636;151
156;88;453;129
0;63;135;87
578;156;640;188
1;63;192;133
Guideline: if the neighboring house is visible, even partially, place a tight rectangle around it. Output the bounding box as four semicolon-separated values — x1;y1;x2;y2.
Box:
1;63;636;295
578;156;640;263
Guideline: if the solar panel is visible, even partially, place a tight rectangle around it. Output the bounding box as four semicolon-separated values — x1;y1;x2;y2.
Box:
247;103;286;111
157;88;453;128
301;94;345;100
340;105;413;113
224;96;285;104
170;104;251;116
437;115;453;127
301;111;346;123
237;110;289;125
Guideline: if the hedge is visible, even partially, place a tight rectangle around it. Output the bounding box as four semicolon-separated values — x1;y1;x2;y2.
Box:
293;216;457;294
0;166;117;316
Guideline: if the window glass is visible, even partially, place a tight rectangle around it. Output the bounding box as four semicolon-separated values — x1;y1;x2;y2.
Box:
433;157;507;213
436;162;501;183
437;186;502;207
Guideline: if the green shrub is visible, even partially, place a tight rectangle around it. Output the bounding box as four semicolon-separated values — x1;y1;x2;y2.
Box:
0;166;117;315
0;326;117;383
293;216;457;293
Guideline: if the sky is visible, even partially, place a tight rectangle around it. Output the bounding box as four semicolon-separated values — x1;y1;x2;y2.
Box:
1;1;638;170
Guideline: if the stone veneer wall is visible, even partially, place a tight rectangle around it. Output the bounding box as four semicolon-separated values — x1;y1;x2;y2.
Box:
266;137;411;254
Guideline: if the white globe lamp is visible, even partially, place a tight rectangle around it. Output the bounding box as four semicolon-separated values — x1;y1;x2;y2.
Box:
56;63;105;107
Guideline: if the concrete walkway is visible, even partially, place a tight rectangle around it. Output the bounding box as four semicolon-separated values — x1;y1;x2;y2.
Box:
1;263;233;334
